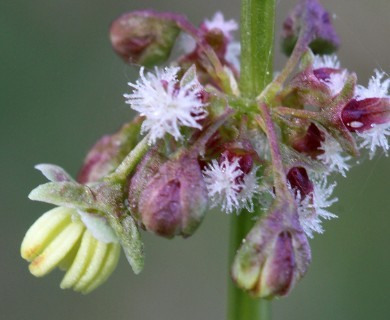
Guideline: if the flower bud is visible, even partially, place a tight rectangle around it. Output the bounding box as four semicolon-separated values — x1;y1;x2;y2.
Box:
130;153;208;238
110;10;181;67
77;135;112;183
341;98;390;132
281;0;339;55
232;200;311;299
78;118;142;184
179;12;240;80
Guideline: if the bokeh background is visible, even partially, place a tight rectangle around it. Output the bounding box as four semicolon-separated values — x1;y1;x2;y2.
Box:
1;0;390;319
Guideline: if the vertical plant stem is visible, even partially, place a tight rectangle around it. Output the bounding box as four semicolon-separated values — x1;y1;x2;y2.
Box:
257;13;312;103
239;0;275;98
228;1;275;320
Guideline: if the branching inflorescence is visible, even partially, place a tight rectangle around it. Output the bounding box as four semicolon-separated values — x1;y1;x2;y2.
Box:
21;0;389;303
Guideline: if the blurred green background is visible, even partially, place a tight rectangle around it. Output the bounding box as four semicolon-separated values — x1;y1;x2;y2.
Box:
1;0;390;319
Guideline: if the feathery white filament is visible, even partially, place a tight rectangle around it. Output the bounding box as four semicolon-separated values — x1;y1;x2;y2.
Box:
124;66;207;144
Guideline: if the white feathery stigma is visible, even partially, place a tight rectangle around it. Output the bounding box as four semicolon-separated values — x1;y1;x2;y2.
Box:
202;157;259;214
313;54;340;69
124;66;207;144
203;158;242;214
357;123;390;159
317;136;350;177
294;178;338;238
204;12;238;40
236;167;260;213
355;69;390;100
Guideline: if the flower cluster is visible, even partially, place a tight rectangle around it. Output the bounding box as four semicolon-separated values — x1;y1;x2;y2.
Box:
22;0;390;301
202;11;241;70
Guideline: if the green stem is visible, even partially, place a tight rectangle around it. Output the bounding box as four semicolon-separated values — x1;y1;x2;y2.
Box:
228;1;275;320
239;0;275;98
256;1;314;105
105;133;151;183
257;37;307;104
257;104;291;200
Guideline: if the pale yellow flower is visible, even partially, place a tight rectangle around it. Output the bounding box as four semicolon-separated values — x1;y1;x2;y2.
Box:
21;207;120;294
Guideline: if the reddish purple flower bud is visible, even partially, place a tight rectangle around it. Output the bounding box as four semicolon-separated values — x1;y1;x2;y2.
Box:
130;153;208;238
110;11;180;67
179;12;239;78
232;200;311;298
287;167;314;200
341;98;390;132
78;135;113;184
282;0;340;55
78;118;142;184
128;148;167;219
291;123;325;158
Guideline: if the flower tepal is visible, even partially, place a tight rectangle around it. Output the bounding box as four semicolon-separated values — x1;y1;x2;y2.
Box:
124;66;207;144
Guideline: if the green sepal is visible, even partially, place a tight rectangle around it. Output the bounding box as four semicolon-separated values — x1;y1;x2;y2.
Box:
180;64;197;87
35;164;75;182
28;182;96;211
106;214;144;274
